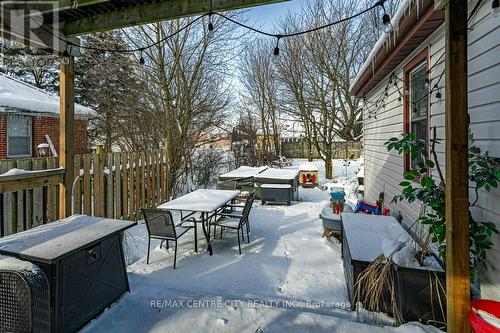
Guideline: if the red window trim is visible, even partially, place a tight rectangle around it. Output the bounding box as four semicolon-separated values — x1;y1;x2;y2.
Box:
403;48;430;172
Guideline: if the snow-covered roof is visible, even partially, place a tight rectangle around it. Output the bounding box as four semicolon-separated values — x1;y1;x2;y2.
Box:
350;0;443;96
299;163;318;172
350;0;413;92
0;73;95;116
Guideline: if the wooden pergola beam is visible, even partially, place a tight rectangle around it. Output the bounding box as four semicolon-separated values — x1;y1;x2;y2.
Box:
63;0;287;36
444;0;470;332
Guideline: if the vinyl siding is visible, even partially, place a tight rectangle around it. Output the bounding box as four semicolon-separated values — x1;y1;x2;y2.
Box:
361;0;500;300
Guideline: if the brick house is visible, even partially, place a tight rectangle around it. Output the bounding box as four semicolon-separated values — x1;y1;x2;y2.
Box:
0;73;93;159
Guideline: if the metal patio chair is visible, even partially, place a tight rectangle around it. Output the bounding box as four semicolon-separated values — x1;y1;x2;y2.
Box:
142;208;192;269
213;192;256;254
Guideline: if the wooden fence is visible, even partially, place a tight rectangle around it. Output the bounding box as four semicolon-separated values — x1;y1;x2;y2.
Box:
0;149;169;237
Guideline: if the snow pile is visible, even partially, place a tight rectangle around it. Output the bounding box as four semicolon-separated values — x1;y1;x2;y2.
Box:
0;255;37;273
0;168;28;177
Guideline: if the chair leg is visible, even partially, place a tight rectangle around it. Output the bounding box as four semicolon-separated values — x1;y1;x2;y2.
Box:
246;225;250;243
166;240;169;249
173;240;178;269
213;224;217;239
147;238;151;264
220;226;223;239
237;231;241;254
241;227;245;242
246;221;250;233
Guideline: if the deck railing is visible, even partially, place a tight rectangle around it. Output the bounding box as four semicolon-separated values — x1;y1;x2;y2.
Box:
0;149;169;237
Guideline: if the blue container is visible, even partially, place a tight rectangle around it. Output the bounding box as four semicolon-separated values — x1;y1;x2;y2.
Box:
330;191;346;201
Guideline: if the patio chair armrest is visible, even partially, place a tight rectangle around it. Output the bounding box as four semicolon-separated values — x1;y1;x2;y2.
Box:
224;203;244;208
218;213;243;219
176;216;199;227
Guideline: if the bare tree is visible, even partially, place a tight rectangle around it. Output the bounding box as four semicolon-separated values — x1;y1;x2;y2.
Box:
125;14;243;197
239;39;282;165
275;0;381;178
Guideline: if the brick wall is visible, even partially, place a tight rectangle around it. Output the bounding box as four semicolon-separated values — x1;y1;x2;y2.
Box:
0;113;88;159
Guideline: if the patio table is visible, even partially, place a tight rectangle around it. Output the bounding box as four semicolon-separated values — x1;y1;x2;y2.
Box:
157;189;240;255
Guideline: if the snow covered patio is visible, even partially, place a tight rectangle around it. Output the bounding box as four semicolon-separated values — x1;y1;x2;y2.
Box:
80;160;438;333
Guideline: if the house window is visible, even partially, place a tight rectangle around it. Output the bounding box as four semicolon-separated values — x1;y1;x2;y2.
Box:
7;115;32;158
404;50;429;170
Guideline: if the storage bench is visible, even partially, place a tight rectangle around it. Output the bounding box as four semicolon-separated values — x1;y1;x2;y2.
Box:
260;184;293;205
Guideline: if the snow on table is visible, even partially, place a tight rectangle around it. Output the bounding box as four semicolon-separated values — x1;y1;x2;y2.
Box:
255;168;299;181
341;213;408;262
219;166;268;179
298;163;318;172
157;189;240;213
0;215;136;264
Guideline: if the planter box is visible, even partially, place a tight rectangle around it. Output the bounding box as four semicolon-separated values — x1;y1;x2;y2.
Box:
393;260;446;324
340;213;446;324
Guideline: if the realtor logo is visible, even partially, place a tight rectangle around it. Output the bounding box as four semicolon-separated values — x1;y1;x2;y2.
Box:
1;1;59;68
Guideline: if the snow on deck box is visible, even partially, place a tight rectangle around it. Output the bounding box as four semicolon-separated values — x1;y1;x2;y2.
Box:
217;166;268;192
0;215;136;333
254;168;299;201
298;163;319;187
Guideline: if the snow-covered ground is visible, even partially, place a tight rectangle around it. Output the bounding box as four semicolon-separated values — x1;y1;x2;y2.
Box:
81;159;439;333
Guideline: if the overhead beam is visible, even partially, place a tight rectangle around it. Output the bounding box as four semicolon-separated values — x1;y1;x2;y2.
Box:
0;5;80;55
63;0;288;36
444;0;470;332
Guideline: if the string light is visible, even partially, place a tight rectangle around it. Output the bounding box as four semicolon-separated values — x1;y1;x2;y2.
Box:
381;4;393;34
492;0;500;17
62;46;70;65
139;48;145;66
208;13;215;37
41;0;390;65
272;37;281;65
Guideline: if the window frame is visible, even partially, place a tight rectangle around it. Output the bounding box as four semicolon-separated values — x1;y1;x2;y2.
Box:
403;49;430;172
7;115;33;158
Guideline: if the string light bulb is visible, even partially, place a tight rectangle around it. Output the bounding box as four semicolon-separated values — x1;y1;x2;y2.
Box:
139;49;145;66
436;90;442;99
208;13;214;37
382;10;393;33
272;37;281;65
62;47;70;65
492;0;500;17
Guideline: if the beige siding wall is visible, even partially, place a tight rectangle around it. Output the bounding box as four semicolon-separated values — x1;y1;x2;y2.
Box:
362;1;500;300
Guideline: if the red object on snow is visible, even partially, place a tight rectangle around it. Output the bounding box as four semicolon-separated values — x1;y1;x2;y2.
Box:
302;174;307;184
382;208;390;216
469;299;500;333
311;174;316;184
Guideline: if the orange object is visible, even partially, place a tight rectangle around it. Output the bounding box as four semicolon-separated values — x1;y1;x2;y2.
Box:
469;300;500;333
